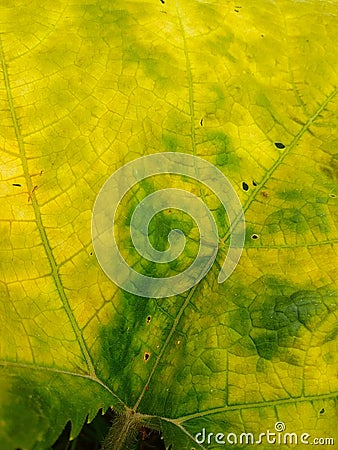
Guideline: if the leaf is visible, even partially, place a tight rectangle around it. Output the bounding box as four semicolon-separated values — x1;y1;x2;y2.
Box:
1;0;337;449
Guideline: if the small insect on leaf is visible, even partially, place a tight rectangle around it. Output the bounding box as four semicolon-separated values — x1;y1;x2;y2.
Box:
28;185;39;202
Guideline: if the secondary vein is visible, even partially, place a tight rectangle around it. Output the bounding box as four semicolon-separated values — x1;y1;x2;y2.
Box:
0;35;96;378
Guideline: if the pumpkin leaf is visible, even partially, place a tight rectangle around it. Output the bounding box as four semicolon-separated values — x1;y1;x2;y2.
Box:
0;1;337;449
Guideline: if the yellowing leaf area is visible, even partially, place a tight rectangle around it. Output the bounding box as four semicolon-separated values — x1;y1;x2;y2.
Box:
0;1;337;449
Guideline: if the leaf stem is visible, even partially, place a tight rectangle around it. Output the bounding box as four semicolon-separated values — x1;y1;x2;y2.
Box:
102;408;142;450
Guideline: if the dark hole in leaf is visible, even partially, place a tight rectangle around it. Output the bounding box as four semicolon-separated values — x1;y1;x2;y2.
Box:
251;234;259;240
146;315;151;324
320;408;325;414
143;352;150;361
160;0;165;3
90;252;93;256
12;183;21;187
274;142;285;149
252;180;258;186
200;118;203;126
242;181;249;191
329;193;336;198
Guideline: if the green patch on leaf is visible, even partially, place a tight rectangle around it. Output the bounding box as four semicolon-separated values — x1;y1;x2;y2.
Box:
1;0;337;448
